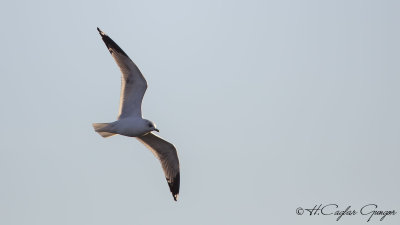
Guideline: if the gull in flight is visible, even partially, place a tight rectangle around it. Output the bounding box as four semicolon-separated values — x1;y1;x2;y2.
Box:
93;28;180;201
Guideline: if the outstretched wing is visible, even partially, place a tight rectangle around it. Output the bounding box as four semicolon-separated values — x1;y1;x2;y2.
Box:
97;28;147;119
137;132;180;201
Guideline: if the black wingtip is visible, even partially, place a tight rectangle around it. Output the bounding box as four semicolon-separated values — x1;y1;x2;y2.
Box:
168;172;180;201
96;28;129;57
97;27;105;36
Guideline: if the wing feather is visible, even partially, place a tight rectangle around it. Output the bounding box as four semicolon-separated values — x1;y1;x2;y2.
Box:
137;132;180;201
97;28;147;118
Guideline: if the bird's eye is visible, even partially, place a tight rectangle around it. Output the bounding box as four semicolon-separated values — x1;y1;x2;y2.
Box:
148;124;152;128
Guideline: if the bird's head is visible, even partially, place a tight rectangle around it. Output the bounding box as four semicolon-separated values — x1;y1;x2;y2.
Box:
144;119;159;132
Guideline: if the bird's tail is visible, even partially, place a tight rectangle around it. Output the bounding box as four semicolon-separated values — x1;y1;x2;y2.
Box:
92;123;116;138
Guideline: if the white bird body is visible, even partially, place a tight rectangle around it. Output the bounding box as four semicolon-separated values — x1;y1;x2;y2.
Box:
94;118;154;137
93;28;180;201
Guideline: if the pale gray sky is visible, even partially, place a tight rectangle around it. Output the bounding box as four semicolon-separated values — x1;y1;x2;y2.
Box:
0;0;399;225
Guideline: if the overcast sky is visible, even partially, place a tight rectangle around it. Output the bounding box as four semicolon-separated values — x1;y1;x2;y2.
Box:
0;1;399;225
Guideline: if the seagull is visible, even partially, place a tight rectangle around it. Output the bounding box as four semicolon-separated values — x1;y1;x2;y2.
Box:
93;28;180;201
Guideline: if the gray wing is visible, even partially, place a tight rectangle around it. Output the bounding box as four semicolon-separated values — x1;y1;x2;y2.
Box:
97;28;147;119
137;132;180;201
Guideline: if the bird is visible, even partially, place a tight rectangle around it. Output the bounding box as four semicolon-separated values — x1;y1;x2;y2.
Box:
93;27;180;201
